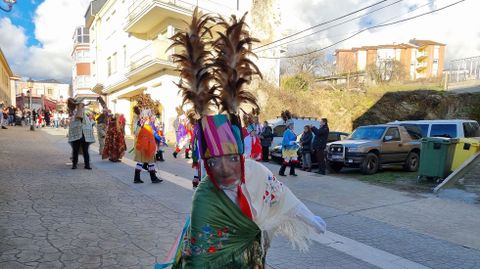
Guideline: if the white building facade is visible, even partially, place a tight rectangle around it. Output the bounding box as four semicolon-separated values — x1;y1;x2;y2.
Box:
85;0;278;137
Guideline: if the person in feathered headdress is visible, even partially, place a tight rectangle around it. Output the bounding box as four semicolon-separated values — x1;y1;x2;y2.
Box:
158;8;326;269
132;94;163;184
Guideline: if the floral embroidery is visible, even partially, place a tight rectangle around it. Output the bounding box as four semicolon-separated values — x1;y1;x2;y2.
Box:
263;175;284;206
183;224;235;257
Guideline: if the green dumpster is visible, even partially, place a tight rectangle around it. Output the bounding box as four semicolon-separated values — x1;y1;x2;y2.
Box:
418;137;458;179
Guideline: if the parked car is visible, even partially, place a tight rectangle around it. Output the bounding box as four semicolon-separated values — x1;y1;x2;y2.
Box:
387;119;480;139
326;124;421;175
270;131;349;163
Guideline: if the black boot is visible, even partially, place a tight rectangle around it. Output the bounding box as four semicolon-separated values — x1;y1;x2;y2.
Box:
149;171;163;183
173;151;178;158
158;151;165;162
279;163;287;176
134;169;144;184
289;162;297;176
185;151;190;159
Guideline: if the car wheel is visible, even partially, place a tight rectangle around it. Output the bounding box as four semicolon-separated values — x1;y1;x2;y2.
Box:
360;153;379;175
328;162;343;173
403;151;420;172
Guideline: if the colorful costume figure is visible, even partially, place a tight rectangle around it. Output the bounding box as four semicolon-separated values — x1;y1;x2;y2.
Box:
67;98;95;170
173;115;191;159
243;124;263;161
132;95;163;184
102;113;127;162
158;8;326;269
279;120;300;177
154;115;167;162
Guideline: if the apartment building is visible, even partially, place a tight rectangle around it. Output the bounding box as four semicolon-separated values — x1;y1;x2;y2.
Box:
335;39;446;80
84;0;252;136
15;79;70;111
0;47;14;106
72;26;97;101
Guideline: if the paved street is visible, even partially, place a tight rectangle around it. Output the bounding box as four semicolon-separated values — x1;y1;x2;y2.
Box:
1;126;480;269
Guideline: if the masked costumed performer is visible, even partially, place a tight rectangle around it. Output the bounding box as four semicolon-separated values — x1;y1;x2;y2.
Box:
132;95;163;184
67;98;95;170
159;9;326;269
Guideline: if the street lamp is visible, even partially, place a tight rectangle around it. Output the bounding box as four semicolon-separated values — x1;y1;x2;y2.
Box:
0;0;16;12
27;78;34;131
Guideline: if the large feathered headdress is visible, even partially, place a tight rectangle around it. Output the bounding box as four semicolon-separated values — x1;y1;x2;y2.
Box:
169;7;217;119
212;13;262;115
170;8;262;159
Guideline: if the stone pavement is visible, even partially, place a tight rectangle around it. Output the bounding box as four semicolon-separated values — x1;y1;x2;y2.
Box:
1;126;480;269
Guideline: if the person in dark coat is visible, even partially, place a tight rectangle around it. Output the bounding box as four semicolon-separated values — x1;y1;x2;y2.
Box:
300;125;313;171
259;121;273;162
311;118;329;175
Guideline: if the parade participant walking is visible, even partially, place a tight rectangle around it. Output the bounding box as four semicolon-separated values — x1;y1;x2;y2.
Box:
278;119;299;177
160;9;326;268
300;125;313;171
96;109;108;154
132;94;162;184
311;118;330;175
154;113;167;162
173;112;190;159
260;121;273;162
102;113;127;162
67;98;95;170
244;124;262;161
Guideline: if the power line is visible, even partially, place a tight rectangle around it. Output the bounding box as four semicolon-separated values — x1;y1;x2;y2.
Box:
253;0;389;51
257;0;433;53
254;0;404;54
259;0;466;59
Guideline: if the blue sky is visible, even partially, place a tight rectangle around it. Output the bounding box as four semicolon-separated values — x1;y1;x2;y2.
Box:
0;0;42;47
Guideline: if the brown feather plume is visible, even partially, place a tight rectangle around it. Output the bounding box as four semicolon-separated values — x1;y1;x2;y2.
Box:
169;7;217;119
212;13;262;116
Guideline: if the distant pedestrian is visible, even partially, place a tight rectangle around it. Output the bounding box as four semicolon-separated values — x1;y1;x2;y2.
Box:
300;125;313;172
311;118;329;175
44;109;51;127
8;106;15;126
260;120;273;162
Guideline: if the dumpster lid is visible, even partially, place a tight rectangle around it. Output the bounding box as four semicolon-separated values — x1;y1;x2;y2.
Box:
458;138;480;146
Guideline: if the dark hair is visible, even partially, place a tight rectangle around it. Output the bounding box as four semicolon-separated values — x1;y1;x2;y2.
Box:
321;118;328;124
304;125;311;131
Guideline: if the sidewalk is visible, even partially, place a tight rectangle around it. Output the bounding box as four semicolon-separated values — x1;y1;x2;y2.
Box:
1;126;480;268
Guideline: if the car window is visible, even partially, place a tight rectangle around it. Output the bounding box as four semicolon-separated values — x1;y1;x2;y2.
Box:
401;124;423;140
430;124;457;138
349;127;386;140
463;122;480;137
273;125;286;137
327;133;339;142
385;127;401;141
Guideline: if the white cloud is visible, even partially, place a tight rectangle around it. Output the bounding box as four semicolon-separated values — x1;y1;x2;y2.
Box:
278;0;480;62
0;0;90;82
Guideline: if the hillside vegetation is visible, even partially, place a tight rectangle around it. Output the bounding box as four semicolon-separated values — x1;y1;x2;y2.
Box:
258;80;480;132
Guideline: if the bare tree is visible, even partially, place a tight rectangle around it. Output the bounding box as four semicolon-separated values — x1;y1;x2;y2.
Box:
281;48;334;76
367;59;406;84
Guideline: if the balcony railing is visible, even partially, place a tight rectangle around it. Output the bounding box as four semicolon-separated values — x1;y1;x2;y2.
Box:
129;39;176;75
128;0;235;23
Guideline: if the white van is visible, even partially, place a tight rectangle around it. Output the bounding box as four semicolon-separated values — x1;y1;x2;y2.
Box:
387;119;480;139
266;117;320;159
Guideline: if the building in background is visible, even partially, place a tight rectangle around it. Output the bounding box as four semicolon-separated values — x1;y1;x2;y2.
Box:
335;39;446;81
0;47;14;106
72;26;97;101
85;0;250;137
15;79;70;111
